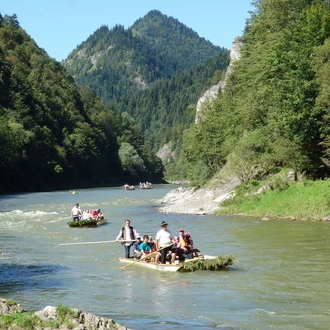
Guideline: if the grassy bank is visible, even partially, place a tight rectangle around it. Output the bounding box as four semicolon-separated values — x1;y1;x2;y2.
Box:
216;178;330;221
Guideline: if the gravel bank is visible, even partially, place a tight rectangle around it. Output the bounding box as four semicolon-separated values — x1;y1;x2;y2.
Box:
158;177;240;215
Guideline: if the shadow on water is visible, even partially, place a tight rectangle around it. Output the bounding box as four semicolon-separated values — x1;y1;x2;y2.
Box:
0;262;69;294
0;193;27;201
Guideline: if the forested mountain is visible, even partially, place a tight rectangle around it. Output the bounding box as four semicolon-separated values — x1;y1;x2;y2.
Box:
183;0;330;186
4;1;328;195
62;10;230;166
64;10;224;89
0;14;163;193
130;10;222;71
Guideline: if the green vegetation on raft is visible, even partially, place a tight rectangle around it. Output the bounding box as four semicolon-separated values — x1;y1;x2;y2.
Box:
67;219;98;227
216;178;330;221
178;256;237;272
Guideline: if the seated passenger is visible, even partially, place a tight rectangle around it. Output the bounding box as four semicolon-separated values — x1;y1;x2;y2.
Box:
139;235;153;260
148;236;156;252
171;236;184;263
81;209;92;220
132;236;142;259
178;228;193;259
96;209;104;221
92;209;98;219
184;232;195;258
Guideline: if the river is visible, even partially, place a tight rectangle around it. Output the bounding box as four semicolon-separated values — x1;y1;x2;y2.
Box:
0;184;329;329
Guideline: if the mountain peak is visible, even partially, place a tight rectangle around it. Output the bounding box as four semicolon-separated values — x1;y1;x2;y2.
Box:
130;9;210;46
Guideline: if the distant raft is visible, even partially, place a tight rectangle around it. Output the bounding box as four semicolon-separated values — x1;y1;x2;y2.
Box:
119;255;236;272
70;190;79;194
67;219;107;228
124;185;135;190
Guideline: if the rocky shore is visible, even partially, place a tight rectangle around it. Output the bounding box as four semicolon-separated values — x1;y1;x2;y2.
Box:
158;176;240;215
0;298;130;330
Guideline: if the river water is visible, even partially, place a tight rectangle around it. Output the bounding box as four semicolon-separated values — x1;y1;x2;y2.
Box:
0;184;329;329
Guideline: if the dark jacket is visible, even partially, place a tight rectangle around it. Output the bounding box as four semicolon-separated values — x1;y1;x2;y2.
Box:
121;226;135;244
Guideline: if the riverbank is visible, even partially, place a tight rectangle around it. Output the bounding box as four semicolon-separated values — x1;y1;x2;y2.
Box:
158;176;240;215
0;298;130;330
159;173;330;221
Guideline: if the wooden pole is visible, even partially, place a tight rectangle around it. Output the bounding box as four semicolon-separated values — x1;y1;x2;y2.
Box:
121;251;159;269
58;240;136;246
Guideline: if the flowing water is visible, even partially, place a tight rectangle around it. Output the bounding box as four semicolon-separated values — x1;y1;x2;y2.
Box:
0;185;330;329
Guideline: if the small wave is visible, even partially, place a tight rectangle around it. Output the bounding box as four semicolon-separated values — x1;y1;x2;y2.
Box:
253;308;276;315
0;210;58;217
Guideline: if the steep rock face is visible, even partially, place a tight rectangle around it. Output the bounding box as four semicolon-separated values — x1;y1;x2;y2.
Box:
156;38;243;166
156;141;173;163
195;38;243;123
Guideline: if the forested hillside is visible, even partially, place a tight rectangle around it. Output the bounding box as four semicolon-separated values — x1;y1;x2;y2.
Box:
0;14;163;193
183;0;330;186
62;10;230;176
4;0;329;196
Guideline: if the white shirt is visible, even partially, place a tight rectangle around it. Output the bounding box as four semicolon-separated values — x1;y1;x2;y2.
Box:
155;228;172;247
81;211;91;220
71;206;81;216
116;226;139;246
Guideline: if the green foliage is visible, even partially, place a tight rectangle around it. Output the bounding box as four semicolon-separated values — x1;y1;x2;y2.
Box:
67;219;98;227
0;312;42;330
0;14;164;193
56;304;79;321
182;0;330;184
118;142;146;177
4;299;16;306
131;10;223;73
178;256;237;272
0;304;78;330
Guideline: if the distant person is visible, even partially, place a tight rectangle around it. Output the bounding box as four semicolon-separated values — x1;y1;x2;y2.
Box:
115;219;140;258
96;209;104;221
155;221;173;264
81;209;92;220
71;203;82;221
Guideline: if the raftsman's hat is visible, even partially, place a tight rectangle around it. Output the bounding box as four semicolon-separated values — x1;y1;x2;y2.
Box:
160;221;168;226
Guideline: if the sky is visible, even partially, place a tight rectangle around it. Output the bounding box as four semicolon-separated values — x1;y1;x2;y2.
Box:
1;0;254;62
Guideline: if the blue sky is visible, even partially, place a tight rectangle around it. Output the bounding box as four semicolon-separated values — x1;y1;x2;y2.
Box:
1;0;254;62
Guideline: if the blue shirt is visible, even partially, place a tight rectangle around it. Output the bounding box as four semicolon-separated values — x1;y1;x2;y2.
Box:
132;241;142;251
139;242;153;252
